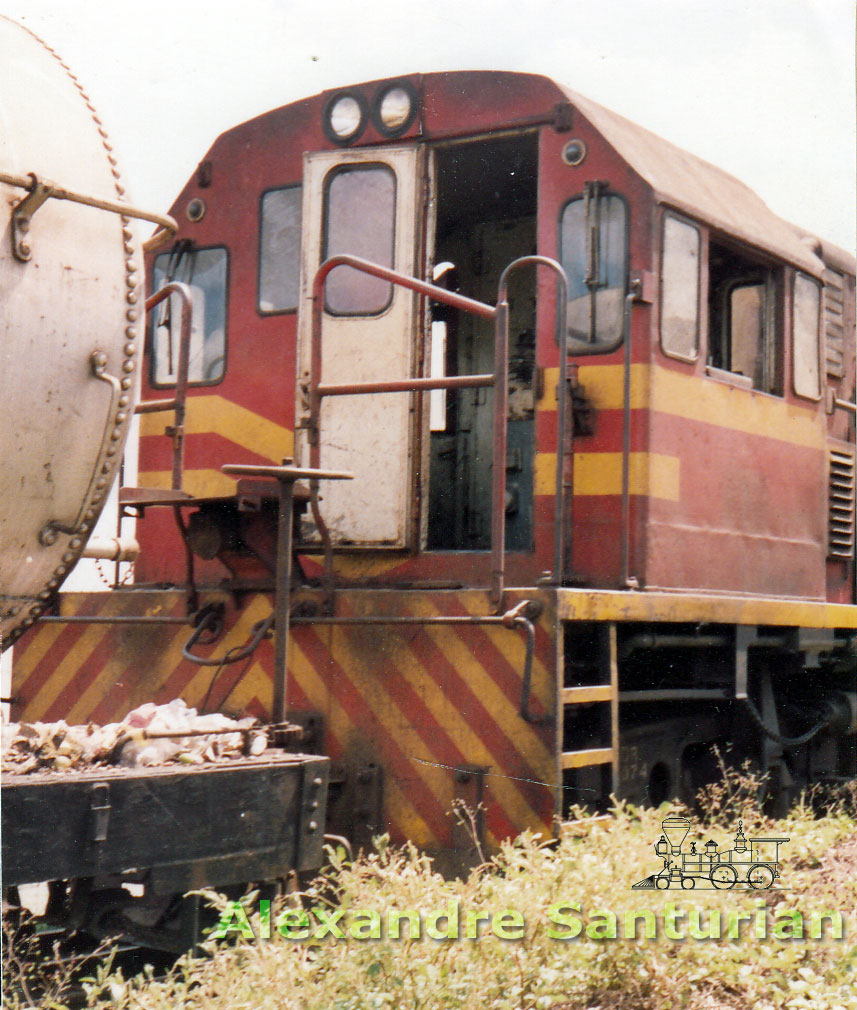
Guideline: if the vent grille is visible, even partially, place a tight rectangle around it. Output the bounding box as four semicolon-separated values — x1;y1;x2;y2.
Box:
828;448;855;559
823;268;846;379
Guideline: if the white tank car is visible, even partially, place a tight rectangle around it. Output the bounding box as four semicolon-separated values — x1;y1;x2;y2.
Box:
0;18;151;648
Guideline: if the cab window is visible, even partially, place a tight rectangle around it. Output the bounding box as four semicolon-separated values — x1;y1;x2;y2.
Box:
322;164;396;315
559;185;628;353
660;214;700;361
258;186;302;314
151;244;228;387
708;242;781;395
793;273;821;399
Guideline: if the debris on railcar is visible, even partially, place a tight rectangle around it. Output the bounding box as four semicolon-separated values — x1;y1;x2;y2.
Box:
1;698;267;774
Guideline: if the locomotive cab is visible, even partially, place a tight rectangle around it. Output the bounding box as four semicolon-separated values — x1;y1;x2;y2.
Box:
139;72;855;605
9;71;856;864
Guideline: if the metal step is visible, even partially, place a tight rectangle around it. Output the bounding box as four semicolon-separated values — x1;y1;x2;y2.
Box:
560;747;614;770
561;685;613;705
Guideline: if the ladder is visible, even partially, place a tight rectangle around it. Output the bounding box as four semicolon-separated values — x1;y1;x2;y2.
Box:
559;622;619;807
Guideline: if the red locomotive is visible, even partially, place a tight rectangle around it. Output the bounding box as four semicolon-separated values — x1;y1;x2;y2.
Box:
3;49;855;943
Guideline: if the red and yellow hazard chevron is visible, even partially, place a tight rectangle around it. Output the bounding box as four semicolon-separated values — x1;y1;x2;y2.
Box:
11;588;558;851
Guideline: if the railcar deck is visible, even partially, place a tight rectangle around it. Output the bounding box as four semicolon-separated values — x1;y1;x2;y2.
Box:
2;752;329;889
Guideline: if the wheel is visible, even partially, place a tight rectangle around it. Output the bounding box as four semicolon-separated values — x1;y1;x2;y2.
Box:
681;875;696;889
656;875;670;889
747;864;775;889
710;863;738;889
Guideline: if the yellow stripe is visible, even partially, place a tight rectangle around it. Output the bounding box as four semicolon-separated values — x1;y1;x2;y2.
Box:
329;556;408;579
561;747;613;769
541;364;822;449
211;659;271;716
47;591;213;723
305;624;457;846
137;468;237;497
25;611;118;722
556;588;857;629
535;451;680;500
241;627;440;845
139;395;293;461
18;594;151;721
650;367;823;449
178;596;275;713
540;364;648;410
12;605;80;712
65;597;197;723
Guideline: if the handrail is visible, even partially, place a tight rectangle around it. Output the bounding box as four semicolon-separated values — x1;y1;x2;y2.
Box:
497;256;569;586
308;254;497;449
620;280;642;588
309;254;569;608
290;599;547;722
135;282;194;491
0;170;177;253
830;397;857;415
309;255;506;606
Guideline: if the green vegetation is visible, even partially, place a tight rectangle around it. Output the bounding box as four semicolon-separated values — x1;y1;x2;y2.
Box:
4;781;857;1010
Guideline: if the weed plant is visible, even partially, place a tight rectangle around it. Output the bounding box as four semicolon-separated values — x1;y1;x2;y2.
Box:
4;781;856;1010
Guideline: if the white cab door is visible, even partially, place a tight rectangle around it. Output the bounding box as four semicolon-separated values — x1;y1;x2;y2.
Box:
296;146;423;547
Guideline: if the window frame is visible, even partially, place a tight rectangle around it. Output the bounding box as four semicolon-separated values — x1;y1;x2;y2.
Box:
705;238;783;397
659;211;701;364
321;162;398;318
791;271;823;402
149;243;230;390
557;189;630;356
257;183;303;316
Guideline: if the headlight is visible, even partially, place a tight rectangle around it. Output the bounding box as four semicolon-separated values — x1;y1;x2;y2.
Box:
561;139;587;167
372;82;418;137
324;92;367;144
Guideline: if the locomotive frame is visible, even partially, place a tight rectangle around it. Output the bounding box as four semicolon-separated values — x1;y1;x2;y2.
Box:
4;66;856;929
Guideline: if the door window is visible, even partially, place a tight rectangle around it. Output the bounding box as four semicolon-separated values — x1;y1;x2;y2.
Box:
322;165;396;315
708;242;781;394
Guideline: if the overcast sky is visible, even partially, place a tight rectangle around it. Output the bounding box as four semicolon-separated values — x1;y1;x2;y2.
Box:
1;0;854;254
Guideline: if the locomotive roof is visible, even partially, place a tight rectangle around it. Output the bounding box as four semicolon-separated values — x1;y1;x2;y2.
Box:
218;70;846;277
558;82;828;277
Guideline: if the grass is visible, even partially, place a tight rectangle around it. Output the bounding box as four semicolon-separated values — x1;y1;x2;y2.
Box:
4;781;857;1010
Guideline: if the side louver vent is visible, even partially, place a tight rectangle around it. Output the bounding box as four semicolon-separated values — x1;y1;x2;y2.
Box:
828;449;856;559
823;269;846;379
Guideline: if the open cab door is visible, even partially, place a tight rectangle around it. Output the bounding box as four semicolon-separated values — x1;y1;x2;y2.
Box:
296;146;424;548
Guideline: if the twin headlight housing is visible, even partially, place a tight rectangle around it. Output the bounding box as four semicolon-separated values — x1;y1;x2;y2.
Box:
323;82;419;145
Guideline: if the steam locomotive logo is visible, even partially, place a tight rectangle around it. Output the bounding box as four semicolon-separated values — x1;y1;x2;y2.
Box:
633;815;789;891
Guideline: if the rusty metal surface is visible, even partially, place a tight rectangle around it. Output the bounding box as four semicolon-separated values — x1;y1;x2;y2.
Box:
0;18;143;648
2;751;329;887
10;587;558;851
222;463;353;723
